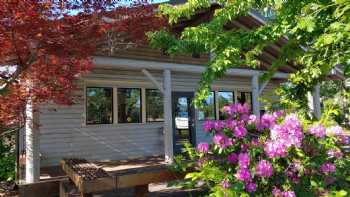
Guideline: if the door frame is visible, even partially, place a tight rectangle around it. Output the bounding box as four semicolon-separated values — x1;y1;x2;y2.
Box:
172;91;196;154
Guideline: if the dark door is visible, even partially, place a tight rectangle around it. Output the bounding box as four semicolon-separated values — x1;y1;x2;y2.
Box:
172;92;196;154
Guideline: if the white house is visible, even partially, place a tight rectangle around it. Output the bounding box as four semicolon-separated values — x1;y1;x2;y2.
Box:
19;2;344;184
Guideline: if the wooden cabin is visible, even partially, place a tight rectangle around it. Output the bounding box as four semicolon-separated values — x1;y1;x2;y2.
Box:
18;1;344;187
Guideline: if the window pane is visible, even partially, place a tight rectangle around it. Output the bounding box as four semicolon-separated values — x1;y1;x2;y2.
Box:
86;87;113;124
237;92;252;110
218;91;234;120
146;89;164;122
198;92;215;120
118;88;141;123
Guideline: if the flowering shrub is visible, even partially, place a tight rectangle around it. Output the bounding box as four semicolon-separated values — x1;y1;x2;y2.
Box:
173;103;350;197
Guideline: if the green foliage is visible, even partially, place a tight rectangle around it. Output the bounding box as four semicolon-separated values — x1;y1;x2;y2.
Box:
150;0;350;109
0;131;16;181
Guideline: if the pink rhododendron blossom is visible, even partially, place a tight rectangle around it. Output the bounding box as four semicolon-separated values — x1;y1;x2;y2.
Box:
214;120;225;131
235;168;252;182
264;140;288;158
327;149;343;159
272;188;296;197
273;110;284;119
240;143;249;152
251;138;260;147
203;120;215;132
309;124;326;138
221;179;230;189
196;142;209;153
225;119;237;130
227;152;238;164
234;125;247;138
255;160;273;178
327;125;344;136
248;114;257;124
320;162;336;174
259;114;276;130
213;133;232;149
238;153;250;168
245;182;257;193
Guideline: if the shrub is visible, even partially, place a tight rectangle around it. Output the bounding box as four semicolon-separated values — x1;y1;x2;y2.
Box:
0;132;16;181
173;103;350;197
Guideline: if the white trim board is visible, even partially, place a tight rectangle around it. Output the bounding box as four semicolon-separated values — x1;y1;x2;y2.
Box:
93;56;289;79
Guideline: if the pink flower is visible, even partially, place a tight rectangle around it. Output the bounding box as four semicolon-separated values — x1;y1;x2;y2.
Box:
258;114;276;130
203;120;215;132
234;125;247;138
309;124;326;138
213;133;232;149
264;140;288;158
273;110;284;119
320;162;336;174
272;188;283;196
238;153;250;168
248;114;257;124
235;168;252;182
221;179;230;189
214;120;225;131
327;149;343;159
255;160;273;178
251;138;260;147
283;191;296;197
225;119;237;130
227;153;238;164
245;182;257;193
196;142;209;153
327;125;344;136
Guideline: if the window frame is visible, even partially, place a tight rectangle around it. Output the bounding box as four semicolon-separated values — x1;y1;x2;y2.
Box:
117;87;143;124
218;91;235;120
198;91;216;121
85;86;114;125
145;89;164;123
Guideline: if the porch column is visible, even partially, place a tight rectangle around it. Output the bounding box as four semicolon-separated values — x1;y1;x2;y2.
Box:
25;98;40;183
252;75;260;118
163;69;174;163
312;83;321;120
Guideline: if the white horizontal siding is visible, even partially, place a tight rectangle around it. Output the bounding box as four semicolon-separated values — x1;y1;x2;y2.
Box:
39;67;283;166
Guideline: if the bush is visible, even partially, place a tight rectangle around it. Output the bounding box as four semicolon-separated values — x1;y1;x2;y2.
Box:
0;132;16;181
173;103;350;197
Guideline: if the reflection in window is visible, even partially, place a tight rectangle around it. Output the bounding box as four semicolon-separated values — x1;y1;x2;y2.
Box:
118;88;141;123
237;92;252;110
198;91;215;120
86;87;113;124
218;91;235;120
146;89;164;122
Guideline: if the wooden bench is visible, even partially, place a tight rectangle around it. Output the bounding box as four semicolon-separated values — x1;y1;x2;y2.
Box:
60;158;184;197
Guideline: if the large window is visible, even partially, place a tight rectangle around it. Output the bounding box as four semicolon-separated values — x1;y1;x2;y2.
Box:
198;91;215;120
237;91;252;110
118;88;141;123
86;87;113;124
146;89;164;122
218;91;235;120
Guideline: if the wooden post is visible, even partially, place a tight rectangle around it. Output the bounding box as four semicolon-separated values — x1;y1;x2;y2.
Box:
135;184;149;197
252;75;260;119
163;69;174;163
312;83;321;120
25;97;40;183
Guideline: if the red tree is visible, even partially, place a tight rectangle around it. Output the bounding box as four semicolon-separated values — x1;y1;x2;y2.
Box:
0;0;167;129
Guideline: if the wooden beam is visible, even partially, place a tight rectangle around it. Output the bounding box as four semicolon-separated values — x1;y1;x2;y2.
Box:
252;75;261;118
93;56;289;79
141;69;164;94
163;69;174;163
25;97;40;183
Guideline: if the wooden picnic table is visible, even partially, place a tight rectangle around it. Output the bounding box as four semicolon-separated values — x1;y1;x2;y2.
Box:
60;156;185;197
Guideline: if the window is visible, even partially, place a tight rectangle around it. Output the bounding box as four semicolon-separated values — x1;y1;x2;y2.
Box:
118;88;141;123
237;92;252;110
86;87;113;124
198;91;215;120
218;91;235;120
146;89;164;122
